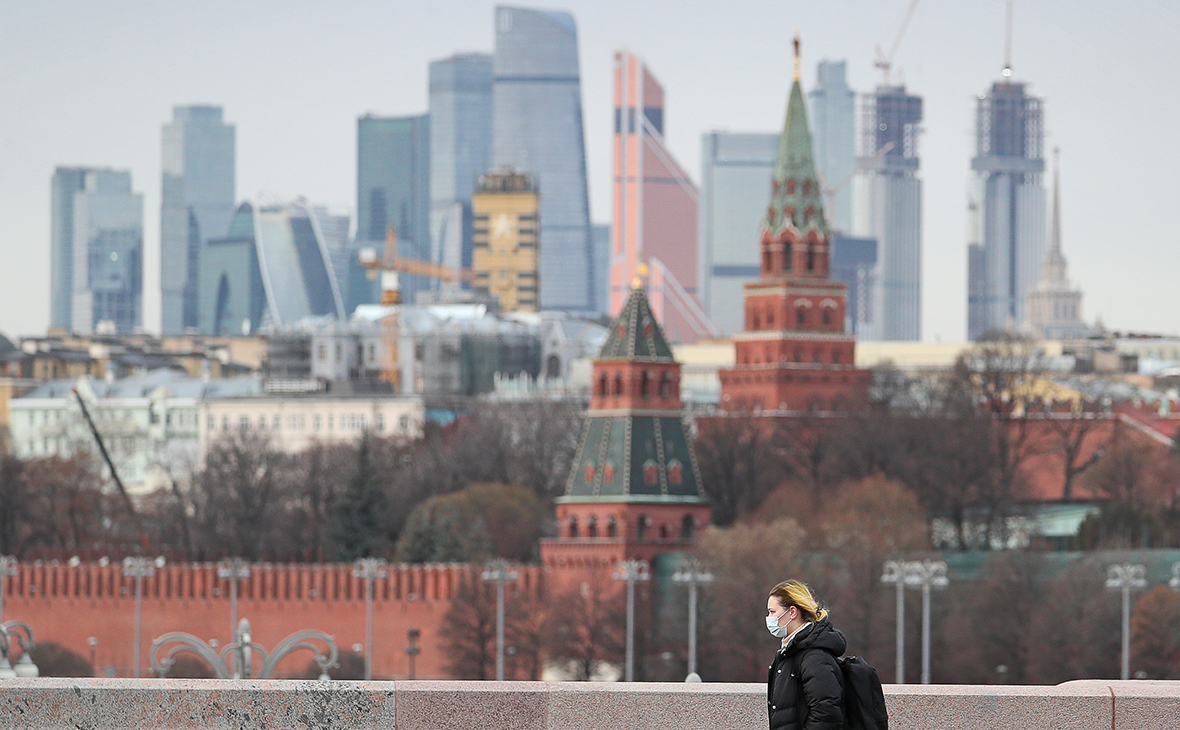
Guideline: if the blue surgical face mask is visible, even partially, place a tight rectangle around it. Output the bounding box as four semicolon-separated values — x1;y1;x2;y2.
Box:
766;611;788;638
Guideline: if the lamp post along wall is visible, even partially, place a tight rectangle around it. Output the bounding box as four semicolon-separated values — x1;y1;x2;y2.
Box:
904;559;948;685
613;559;650;682
482;560;519;681
672;559;714;678
1106;563;1147;681
217;558;251;675
880;560;907;683
122;557;162;678
353;558;387;681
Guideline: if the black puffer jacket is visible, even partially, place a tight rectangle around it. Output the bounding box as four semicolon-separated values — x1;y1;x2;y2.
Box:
767;618;846;730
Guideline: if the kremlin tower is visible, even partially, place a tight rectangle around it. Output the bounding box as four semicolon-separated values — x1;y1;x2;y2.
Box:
540;280;710;586
719;38;870;413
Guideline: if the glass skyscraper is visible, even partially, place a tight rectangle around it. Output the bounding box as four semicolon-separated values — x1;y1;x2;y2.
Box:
967;77;1045;339
852;84;923;341
611;51;703;343
697;132;778;336
160;105;235;334
807;60;856;234
200;200;346;335
51;167;143;334
355;113;430;310
492;5;593;313
429;53;493;281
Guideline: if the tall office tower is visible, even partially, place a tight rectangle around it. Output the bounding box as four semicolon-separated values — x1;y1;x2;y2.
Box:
1026;150;1087;340
355;113;430;311
697;132;778;336
830;233;877;336
966;74;1045;339
611;51;705;344
429;54;493;281
200;200;346;335
160;105;235;334
471;170;540;312
50;168;87;330
851;84;923;340
492;5;593;313
591;223;610;316
718;42;869;412
807;60;856;233
51;168;144;334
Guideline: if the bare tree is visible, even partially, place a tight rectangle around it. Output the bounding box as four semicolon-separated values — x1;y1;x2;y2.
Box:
542;575;627;680
1131;586;1180;679
693;409;784;526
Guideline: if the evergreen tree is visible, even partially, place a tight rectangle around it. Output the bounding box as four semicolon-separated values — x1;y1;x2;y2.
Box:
327;436;389;561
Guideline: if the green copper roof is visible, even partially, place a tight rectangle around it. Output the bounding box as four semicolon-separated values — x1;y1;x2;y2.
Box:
565;415;706;503
597;287;674;361
762;78;828;239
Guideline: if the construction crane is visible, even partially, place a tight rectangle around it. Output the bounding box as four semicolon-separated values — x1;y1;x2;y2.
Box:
874;0;921;85
72;387;150;552
358;224;476;390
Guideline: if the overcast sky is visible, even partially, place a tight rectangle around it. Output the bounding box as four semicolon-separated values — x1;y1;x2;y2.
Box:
3;0;1178;343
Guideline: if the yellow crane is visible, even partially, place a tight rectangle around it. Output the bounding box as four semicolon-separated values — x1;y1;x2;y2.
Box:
358;224;476;389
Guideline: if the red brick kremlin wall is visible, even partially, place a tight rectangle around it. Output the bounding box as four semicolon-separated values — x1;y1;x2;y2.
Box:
2;561;543;679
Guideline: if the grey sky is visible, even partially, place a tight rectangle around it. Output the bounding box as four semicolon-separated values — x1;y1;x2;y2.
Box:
2;0;1177;342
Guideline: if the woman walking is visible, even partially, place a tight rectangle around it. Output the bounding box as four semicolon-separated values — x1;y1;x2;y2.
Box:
766;580;846;730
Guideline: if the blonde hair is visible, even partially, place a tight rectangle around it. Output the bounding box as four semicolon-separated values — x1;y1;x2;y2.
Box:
769;580;828;623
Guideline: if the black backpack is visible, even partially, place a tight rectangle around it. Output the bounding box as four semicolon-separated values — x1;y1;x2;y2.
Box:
837;655;889;730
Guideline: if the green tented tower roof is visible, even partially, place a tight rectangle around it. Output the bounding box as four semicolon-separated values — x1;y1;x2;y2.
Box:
596;286;675;362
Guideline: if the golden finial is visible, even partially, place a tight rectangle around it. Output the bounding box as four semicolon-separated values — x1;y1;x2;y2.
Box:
632;262;650;289
793;33;801;81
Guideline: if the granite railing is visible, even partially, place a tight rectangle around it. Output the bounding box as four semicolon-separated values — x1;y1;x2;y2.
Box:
2;678;1178;729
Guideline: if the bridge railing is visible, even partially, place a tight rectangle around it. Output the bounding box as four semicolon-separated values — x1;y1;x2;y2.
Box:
1;678;1172;729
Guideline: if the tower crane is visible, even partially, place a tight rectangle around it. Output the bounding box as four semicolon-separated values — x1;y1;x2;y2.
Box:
357;224;476;390
874;0;921;85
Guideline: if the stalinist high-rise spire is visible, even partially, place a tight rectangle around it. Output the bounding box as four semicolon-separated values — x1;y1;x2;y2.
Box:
1026;149;1088;340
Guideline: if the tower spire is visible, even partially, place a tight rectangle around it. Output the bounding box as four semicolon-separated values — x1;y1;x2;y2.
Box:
793;32;801;81
1050;147;1061;255
1002;0;1014;78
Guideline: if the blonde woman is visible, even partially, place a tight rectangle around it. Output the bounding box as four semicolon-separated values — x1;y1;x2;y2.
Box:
766;580;845;730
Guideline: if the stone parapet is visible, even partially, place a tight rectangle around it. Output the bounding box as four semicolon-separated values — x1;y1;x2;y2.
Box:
3;678;1178;729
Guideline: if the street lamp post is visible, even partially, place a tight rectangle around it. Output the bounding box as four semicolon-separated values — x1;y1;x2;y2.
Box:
0;555;17;625
1106;563;1147;680
352;558;387;681
880;560;907;684
671;558;714;678
217;558;251;676
0;620;39;678
482;559;519;681
122;556;163;678
904;559;948;685
405;628;420;679
152;618;338;679
613;559;650;682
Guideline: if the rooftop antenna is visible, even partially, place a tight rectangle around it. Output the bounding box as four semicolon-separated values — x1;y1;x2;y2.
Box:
874;0;921;85
1002;0;1014;78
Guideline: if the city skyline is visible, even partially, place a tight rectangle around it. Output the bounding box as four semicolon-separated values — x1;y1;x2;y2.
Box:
2;0;1177;341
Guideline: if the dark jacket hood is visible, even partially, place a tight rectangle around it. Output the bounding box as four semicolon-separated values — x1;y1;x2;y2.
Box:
783;616;846;658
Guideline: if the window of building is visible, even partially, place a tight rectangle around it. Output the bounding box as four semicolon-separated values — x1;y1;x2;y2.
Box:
208;416;216;431
399;415;409;431
796;307;806;327
568;516;578;538
273;414;281;430
239;416;249;430
221;416;229;431
637;515;650;541
313;415;322;431
377;415;386;432
659;372;671;399
681;515;695;541
607;516;618;538
640;371;650;399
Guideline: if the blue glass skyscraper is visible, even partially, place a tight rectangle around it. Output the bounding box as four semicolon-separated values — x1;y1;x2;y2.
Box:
160;105;235;334
430;53;493;279
492;5;593;312
355;113;430;310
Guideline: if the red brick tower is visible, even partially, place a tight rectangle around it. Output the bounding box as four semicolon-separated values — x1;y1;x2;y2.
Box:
719;39;870;412
540;283;711;588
